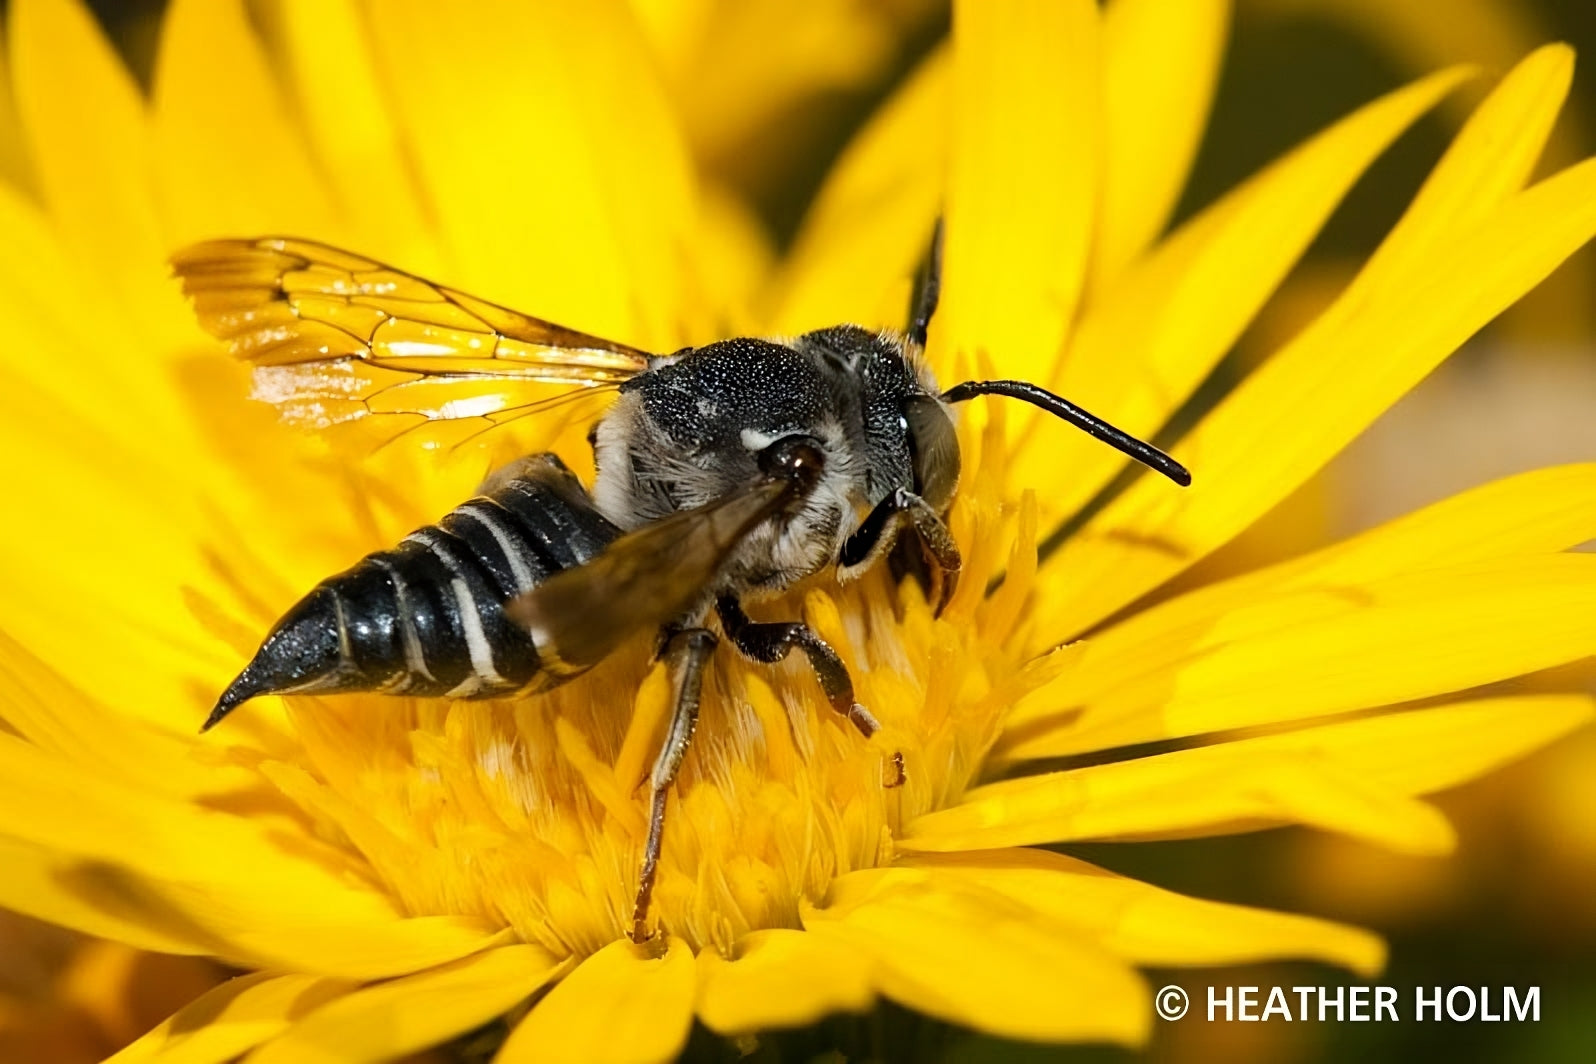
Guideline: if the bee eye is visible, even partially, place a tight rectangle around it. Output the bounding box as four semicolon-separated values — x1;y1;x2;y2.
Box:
904;396;959;511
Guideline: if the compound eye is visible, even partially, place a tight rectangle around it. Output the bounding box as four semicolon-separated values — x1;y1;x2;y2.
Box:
905;395;960;511
757;434;827;490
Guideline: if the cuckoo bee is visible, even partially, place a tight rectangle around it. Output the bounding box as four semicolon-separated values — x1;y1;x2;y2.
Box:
173;229;1190;941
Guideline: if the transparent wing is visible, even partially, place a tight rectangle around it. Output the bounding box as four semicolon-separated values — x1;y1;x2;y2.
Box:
507;481;790;674
171;237;655;432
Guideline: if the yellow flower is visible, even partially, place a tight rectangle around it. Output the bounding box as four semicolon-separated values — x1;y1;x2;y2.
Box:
2;1;1595;1062
0;915;223;1062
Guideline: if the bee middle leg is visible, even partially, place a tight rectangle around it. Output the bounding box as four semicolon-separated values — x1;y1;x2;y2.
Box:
715;595;881;738
716;596;906;788
631;626;717;943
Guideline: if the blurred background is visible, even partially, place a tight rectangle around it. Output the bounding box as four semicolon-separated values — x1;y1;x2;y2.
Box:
0;1;1593;1061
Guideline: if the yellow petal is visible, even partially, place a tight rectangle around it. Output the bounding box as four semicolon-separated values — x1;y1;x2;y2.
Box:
909;694;1594;854
696;929;873;1035
907;754;1455;856
804;867;1150;1045
690;181;776;337
0;18;34;191
106;973;352;1064
0;631;255;801
934;0;1098;381
0;836;209;956
363;1;693;349
221;920;512;983
0;732;503;977
1042;106;1596;639
499;937;695;1064
1032;462;1596;669
1281;2;1596;338
0;178;102;353
247;945;564;1064
1005;554;1596;759
769;46;949;335
1329;43;1572;320
272;0;435;267
906;850;1385;975
0;384;253;730
633;0;917;174
151;0;338;249
1009;66;1466;535
1091;0;1229;287
8;0;189;350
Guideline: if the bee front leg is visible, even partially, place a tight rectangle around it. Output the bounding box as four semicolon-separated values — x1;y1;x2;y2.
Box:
839;488;962;614
631;627;717;944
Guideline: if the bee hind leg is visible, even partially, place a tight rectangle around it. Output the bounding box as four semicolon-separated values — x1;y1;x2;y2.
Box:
631;626;717;944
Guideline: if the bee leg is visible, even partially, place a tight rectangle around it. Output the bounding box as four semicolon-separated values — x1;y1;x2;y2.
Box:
716;596;906;788
840;489;962;614
715;595;878;738
473;451;580;496
901;494;961;615
631;626;717;944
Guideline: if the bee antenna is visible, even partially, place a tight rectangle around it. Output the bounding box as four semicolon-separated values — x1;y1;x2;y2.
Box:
906;218;944;348
941;379;1192;487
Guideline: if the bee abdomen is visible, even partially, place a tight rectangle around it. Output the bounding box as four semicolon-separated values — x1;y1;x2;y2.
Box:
205;455;621;729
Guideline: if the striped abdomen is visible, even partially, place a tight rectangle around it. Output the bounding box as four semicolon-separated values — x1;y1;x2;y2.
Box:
206;454;621;728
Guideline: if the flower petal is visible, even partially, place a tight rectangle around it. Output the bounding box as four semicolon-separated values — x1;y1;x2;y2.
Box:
272;0;435;266
0;732;503;977
803;867;1149;1045
1010;66;1466;535
1028;462;1596;673
499;937;695;1064
769;46;949;334
1344;43;1573;300
362;0;693;349
150;0;338;248
0;836;210;957
106;973;352;1064
1038;47;1591;639
246;945;563;1064
0;632;253;800
8;0;190;349
935;0;1098;381
905;849;1385;975
908;694;1593;854
1091;0;1229;286
224;920;512;983
1005;554;1596;759
501;937;695;1064
695;928;874;1035
633;0;917;174
0;382;255;729
0;160;82;341
0;18;33;192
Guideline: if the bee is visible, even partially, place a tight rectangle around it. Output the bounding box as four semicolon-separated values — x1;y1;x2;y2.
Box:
173;229;1189;941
